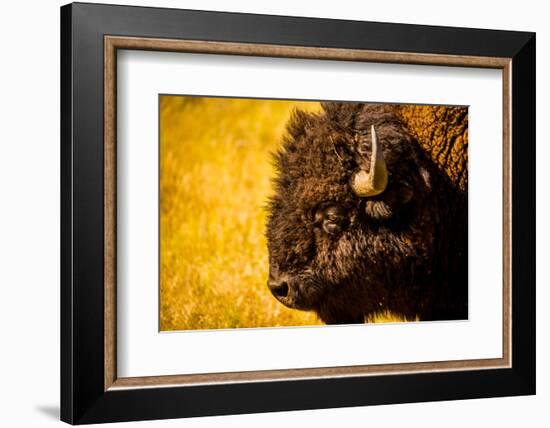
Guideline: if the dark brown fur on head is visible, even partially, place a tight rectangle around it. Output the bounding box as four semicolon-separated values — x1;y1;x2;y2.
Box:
266;102;467;324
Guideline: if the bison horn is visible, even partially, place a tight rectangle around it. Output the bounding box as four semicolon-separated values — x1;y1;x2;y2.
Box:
351;125;389;197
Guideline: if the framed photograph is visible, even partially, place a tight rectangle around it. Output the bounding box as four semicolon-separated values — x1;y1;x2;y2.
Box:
60;2;535;424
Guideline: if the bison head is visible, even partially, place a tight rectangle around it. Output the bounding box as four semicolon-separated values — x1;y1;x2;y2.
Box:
266;102;462;324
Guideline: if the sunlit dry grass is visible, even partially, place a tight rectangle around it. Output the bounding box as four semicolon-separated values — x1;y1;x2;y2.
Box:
160;96;400;331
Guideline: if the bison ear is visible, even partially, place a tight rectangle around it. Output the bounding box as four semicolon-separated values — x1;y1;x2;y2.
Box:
419;167;431;191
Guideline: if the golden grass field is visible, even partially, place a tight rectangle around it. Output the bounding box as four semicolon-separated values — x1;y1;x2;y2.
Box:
160;96;400;331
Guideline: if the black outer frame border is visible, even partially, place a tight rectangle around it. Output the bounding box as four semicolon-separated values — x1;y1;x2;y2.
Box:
60;2;536;425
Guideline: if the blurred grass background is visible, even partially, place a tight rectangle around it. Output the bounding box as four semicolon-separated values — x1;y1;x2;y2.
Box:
160;96;399;331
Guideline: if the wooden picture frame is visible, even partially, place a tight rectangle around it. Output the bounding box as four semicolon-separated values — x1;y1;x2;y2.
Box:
61;2;535;424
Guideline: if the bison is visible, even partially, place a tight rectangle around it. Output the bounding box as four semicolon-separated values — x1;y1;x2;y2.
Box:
266;102;468;324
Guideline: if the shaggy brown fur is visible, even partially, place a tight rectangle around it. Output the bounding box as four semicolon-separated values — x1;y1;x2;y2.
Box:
397;105;469;192
266;102;467;324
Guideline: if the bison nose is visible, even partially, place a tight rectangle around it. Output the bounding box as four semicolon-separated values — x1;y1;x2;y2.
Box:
269;280;289;298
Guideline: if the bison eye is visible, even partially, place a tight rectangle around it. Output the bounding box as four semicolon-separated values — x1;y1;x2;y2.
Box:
314;205;347;236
